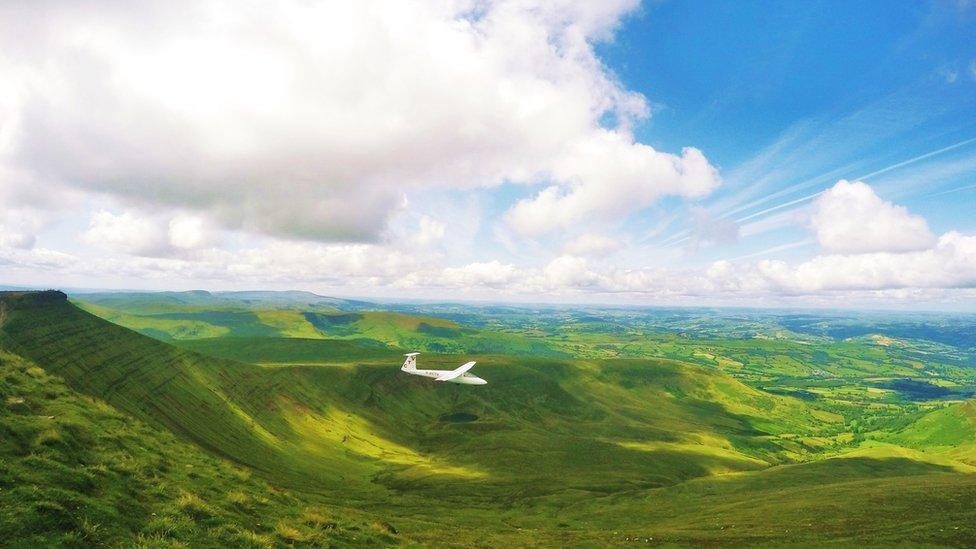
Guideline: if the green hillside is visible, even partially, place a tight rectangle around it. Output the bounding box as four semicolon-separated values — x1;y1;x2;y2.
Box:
0;341;389;546
4;290;976;546
885;400;976;465
1;292;305;483
174;336;398;364
4;293;812;496
566;456;976;546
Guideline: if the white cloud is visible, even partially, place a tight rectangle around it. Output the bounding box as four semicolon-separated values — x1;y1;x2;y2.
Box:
2;3;972;309
0;231;33;250
8;177;974;304
0;246;77;272
809;180;935;253
84;210;218;256
168;214;216;250
413;216;447;248
13;239;417;288
562;233;621;257
0;206;50;249
543;255;602;288
84;211;170;256
507;141;719;235
438;261;520;289
0;0;715;244
397;228;976;297
9;223;976;305
220;241;418;285
757;231;976;292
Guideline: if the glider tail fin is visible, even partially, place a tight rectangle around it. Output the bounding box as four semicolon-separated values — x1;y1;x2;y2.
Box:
401;352;420;372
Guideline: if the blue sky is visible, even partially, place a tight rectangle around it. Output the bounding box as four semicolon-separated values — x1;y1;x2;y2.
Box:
609;0;976;263
1;1;975;308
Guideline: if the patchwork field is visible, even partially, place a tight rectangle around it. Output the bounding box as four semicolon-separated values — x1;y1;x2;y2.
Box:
2;290;975;546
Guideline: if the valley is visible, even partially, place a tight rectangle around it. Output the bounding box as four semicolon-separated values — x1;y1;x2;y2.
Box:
2;290;975;546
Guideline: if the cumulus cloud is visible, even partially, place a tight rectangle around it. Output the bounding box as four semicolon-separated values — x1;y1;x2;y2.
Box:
397;228;976;297
757;231;976;292
83;210;217;257
7;176;973;304
84;211;169;257
168;214;217;250
809;180;935;253
9;226;976;304
543;255;602;288
506;142;720;235
0;0;715;243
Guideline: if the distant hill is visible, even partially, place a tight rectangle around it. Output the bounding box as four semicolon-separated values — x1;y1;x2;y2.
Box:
77;289;370;311
74;293;570;356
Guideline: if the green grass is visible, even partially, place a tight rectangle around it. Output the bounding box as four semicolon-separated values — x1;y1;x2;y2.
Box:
76;296;570;356
174;336;398;364
0;345;391;547
5;290;976;546
564;456;976;546
884;401;976;465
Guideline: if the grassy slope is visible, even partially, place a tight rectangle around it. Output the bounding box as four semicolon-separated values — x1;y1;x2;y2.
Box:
2;293;426;495
2;293;293;476
561;456;976;546
174;337;398;364
885;400;976;465
0;346;391;547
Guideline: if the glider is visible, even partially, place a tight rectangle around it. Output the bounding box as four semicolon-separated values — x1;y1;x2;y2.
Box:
400;352;487;385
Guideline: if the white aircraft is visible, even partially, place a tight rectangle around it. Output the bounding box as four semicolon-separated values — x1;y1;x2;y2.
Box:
400;352;487;385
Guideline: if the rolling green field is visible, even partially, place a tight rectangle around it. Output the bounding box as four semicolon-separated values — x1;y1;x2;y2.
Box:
3;290;976;546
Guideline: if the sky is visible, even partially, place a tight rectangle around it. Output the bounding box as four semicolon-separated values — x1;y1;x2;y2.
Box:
1;0;975;309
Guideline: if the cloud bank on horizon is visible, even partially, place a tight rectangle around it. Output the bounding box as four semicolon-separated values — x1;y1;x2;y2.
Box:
1;0;975;308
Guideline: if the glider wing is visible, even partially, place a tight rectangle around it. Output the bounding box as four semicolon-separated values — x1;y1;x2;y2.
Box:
435;361;477;382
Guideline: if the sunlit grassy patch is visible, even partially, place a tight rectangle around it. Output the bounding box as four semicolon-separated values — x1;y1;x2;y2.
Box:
279;399;488;479
254;310;323;339
613;439;769;474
